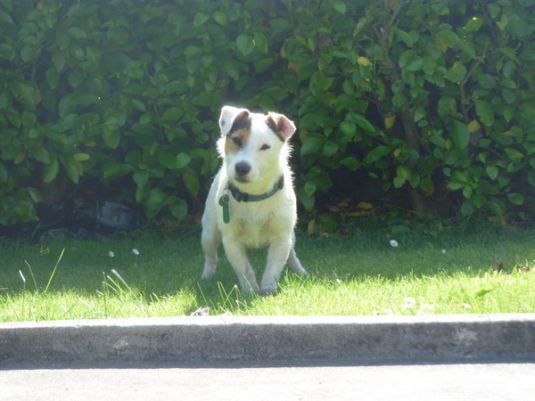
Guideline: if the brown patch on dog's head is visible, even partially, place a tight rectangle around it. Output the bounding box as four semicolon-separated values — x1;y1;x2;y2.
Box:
224;110;251;154
225;128;251;155
228;110;251;134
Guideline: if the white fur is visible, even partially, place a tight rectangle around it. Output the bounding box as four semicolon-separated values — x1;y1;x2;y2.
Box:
201;106;307;293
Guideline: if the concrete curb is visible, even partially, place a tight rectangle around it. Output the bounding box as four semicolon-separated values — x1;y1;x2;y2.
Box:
1;314;535;365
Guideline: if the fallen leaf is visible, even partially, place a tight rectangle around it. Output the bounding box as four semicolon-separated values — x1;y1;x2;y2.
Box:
518;264;530;273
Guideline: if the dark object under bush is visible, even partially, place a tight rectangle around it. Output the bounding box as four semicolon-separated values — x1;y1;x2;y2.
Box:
33;199;146;241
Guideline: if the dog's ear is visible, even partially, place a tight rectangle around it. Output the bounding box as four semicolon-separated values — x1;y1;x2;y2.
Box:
219;106;250;136
266;112;296;141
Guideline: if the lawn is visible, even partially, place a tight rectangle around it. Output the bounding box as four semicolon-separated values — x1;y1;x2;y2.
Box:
1;225;535;322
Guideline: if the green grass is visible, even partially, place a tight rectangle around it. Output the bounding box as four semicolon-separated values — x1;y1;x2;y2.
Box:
1;226;535;322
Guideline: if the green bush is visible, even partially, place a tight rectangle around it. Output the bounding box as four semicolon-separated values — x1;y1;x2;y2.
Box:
1;0;534;226
284;0;535;220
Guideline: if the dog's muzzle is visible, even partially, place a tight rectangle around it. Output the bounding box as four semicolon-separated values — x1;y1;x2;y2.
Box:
234;161;251;180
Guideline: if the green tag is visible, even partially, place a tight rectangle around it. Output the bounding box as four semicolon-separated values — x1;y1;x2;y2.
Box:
219;194;230;224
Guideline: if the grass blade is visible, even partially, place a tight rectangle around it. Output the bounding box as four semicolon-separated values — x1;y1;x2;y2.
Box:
110;269;131;292
24;260;38;290
44;248;65;293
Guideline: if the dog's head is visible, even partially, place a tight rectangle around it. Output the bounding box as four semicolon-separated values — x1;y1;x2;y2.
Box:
217;105;296;187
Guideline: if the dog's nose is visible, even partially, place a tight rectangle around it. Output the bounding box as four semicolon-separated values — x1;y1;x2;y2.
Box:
235;161;251;177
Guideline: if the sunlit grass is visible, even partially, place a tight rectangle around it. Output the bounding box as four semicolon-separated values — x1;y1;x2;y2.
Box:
1;226;535;322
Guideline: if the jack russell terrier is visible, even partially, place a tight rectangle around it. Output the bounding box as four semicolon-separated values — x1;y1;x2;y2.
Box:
201;105;308;294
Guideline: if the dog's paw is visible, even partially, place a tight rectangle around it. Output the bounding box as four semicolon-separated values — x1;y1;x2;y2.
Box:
259;287;277;297
259;280;278;295
200;272;215;280
294;265;309;276
201;265;216;280
238;279;260;294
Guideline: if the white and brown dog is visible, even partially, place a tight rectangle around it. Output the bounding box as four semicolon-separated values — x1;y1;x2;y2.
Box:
201;105;308;294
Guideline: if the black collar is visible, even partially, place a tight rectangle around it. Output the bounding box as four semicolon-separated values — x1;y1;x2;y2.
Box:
228;176;284;202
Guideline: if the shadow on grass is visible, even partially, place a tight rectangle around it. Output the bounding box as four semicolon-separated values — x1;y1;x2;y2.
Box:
1;224;534;318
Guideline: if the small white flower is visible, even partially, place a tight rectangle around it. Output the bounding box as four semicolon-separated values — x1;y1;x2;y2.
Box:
132;248;140;256
441;249;447;254
389;239;399;248
336;278;342;284
403;297;417;309
463;303;472;310
108;251;115;258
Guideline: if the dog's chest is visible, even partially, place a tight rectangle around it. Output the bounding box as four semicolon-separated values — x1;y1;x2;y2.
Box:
226;201;289;248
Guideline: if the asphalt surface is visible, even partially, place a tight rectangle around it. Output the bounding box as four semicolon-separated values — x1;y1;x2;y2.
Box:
2;361;534;401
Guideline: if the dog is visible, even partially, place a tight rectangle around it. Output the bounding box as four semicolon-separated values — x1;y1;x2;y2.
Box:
201;105;308;294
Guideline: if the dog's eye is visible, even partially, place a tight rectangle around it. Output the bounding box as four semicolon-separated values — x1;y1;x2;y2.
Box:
260;144;271;151
231;137;242;147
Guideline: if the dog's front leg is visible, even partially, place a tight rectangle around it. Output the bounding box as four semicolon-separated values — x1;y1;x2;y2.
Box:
261;237;292;294
201;222;221;280
222;238;259;293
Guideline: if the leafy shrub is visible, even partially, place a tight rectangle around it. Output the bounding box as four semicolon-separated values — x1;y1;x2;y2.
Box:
283;0;535;221
0;0;534;227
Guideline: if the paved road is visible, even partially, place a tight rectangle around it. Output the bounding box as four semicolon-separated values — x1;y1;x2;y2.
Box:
1;362;534;401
